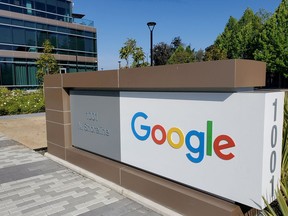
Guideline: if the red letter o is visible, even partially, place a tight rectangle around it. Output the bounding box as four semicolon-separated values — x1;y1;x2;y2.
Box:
152;125;166;145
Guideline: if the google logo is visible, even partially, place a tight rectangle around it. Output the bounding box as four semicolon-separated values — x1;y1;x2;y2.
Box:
131;112;236;163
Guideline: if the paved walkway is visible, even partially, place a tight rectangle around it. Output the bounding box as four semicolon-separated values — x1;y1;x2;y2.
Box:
0;134;162;216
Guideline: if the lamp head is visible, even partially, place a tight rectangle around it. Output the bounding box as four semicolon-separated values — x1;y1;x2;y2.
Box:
147;22;156;31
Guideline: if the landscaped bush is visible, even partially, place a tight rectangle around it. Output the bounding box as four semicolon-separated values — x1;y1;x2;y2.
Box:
0;88;45;116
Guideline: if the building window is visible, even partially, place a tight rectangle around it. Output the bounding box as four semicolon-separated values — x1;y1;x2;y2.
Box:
0;3;9;11
47;4;56;13
24;21;35;28
37;30;47;46
25;0;33;15
0;25;12;43
35;1;45;11
77;37;85;51
68;35;77;50
85;38;95;53
12;27;25;44
58;34;68;49
15;64;28;85
1;63;14;85
25;29;36;46
11;19;23;26
0;17;11;25
47;32;57;47
27;65;38;85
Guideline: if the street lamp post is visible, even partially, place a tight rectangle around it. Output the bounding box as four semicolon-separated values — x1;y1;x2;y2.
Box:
147;22;156;66
118;60;121;69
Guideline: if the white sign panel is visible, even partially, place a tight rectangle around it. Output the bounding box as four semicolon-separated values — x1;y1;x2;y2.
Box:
119;91;284;209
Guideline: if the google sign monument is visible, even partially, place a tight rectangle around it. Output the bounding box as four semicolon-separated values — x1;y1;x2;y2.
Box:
49;60;286;215
71;90;284;210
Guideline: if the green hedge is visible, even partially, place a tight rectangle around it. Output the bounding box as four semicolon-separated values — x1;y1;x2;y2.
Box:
0;88;45;116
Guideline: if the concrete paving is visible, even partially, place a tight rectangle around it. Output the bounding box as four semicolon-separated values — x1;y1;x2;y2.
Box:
0;134;163;216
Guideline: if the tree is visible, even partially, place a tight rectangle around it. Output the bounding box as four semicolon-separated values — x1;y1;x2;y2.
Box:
153;42;172;65
119;38;148;68
119;38;136;68
254;0;288;81
212;8;264;60
36;40;59;85
168;45;195;64
215;16;238;59
204;45;227;61
132;47;148;67
171;36;184;52
237;8;263;59
195;49;204;62
153;37;190;65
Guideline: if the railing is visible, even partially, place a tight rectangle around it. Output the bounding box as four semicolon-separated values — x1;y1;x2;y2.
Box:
73;18;94;27
0;2;94;27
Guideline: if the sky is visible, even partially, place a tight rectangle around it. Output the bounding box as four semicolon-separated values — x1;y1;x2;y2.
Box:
73;0;281;70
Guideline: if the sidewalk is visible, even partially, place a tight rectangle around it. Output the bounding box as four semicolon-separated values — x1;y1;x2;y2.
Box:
0;134;163;216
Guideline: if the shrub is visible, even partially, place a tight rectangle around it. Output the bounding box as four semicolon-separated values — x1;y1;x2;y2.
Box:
0;88;45;116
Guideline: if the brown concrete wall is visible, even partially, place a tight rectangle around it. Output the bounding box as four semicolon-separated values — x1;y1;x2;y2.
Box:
45;75;71;160
44;60;265;216
118;59;265;90
60;59;265;90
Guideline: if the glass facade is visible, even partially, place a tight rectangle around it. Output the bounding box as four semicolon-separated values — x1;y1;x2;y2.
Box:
0;0;98;87
0;17;97;57
0;59;97;86
0;0;72;22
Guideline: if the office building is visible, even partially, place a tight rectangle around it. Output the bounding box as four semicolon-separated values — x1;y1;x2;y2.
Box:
0;0;97;87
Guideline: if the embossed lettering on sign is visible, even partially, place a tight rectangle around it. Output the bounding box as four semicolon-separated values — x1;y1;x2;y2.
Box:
78;111;110;136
